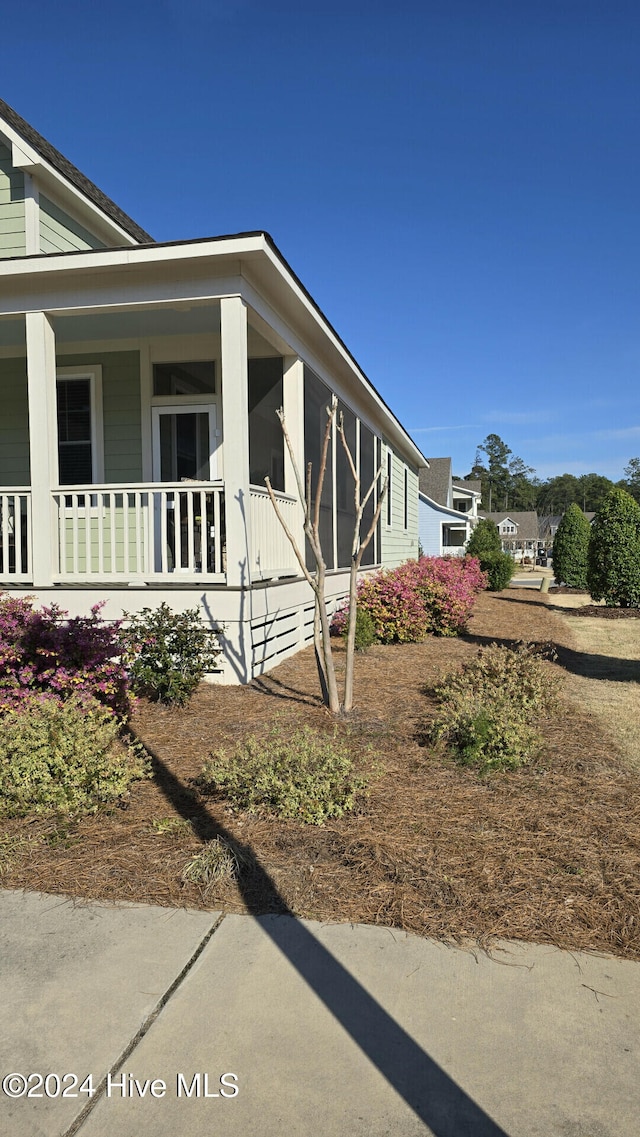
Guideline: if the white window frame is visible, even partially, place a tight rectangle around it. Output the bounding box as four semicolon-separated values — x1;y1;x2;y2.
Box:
56;365;104;484
151;403;219;482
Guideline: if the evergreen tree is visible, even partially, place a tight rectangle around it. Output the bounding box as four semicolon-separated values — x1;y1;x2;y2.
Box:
619;457;640;504
551;503;590;588
467;518;501;557
587;487;640;608
476;434;511;511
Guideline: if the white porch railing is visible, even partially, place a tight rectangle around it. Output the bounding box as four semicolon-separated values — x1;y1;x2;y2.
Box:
51;483;225;582
0;490;31;580
249;487;300;579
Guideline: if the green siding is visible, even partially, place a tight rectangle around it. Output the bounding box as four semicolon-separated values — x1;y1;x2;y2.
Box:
0;352;142;487
59;505;146;574
0;358;30;484
57;351;142;482
40;195;106;254
0;142;25;258
380;446;419;568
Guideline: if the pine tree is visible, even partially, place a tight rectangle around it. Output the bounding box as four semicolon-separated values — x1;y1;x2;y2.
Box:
587;487;640;608
551;503;590;588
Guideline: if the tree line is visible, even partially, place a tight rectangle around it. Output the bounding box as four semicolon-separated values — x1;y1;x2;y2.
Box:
463;434;640;515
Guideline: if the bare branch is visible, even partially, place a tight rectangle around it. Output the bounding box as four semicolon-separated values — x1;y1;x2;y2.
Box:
313;398;336;536
337;415;358;484
355;477;388;569
276;407;307;507
265;476;318;593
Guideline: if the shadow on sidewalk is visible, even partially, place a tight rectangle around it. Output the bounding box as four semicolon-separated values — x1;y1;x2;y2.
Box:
146;743;510;1137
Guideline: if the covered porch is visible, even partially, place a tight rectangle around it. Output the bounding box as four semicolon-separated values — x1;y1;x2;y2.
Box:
0;279;304;590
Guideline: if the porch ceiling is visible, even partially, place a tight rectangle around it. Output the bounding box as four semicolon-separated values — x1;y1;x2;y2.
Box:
53;304;220;344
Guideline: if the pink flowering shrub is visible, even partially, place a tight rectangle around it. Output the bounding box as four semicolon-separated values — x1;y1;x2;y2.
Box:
332;556;486;643
0;596;129;714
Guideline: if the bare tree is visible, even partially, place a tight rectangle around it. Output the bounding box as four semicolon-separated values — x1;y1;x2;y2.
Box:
266;396;386;714
336;412;387;712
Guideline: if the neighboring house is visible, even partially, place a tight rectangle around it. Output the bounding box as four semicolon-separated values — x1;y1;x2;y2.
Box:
418;459;481;556
0;99;425;683
540;511;595;549
480;511;540;557
538;515;563;546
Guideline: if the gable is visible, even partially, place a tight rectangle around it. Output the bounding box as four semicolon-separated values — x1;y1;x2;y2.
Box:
0;140;25;257
0;97;152;256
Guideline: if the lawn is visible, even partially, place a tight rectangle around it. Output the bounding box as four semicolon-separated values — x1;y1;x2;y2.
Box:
2;587;639;960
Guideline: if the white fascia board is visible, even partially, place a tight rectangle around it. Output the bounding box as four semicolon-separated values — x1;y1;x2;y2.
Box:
419;492;467;520
0;232;427;466
0;235;265;279
452;483;481;499
0;119;140;247
257;241;427;470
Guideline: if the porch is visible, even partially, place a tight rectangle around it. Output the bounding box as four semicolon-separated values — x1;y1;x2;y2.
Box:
0;483;298;585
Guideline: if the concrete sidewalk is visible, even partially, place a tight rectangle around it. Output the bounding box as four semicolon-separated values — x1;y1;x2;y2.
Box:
1;890;638;1137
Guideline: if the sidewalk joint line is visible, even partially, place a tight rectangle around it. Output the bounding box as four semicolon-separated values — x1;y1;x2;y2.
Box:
61;910;227;1136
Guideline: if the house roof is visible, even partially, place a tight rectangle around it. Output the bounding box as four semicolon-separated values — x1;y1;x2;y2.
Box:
453;478;482;497
0;100;428;471
480;511;540;541
0;97;153;245
0;230;429;470
418;459;452;507
418;491;470;522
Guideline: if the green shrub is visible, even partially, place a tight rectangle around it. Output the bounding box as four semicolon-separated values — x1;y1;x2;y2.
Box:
200;725;369;824
429;644;559;772
0;696;147;818
343;606;376;652
122;603;223;704
477;550;514;591
466;518;501;557
587;487;640;608
552;503;590;588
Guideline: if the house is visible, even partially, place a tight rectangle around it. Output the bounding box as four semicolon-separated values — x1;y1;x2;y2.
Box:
0;99;426;683
479;511;540;558
418;459;481;556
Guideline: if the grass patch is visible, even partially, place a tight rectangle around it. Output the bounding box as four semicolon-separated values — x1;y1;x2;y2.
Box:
181;838;247;896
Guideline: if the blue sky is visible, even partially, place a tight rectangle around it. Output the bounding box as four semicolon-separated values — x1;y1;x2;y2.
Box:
4;0;640;482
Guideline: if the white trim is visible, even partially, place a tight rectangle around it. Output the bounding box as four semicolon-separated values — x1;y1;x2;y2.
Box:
23;173;40;256
0;236;426;467
151;404;218;482
56;365;104;483
0;117;141;248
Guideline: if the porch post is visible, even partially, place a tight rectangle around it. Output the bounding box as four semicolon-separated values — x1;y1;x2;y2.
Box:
220;296;250;587
25;311;57;587
282;355;305;544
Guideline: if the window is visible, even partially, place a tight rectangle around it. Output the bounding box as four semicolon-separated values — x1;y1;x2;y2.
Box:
56;367;103;485
153;361;215;397
404;467;408;530
304;368;334;569
386;450;392;526
359;423;376;566
248;357;284;491
336;402;357;567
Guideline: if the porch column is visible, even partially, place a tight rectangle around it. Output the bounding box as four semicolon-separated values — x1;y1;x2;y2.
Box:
282;355;305;545
25;311;58;587
220;296;250;587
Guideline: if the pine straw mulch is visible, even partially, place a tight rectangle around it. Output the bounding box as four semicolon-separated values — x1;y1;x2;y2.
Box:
549;586;640;618
2;588;640;959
